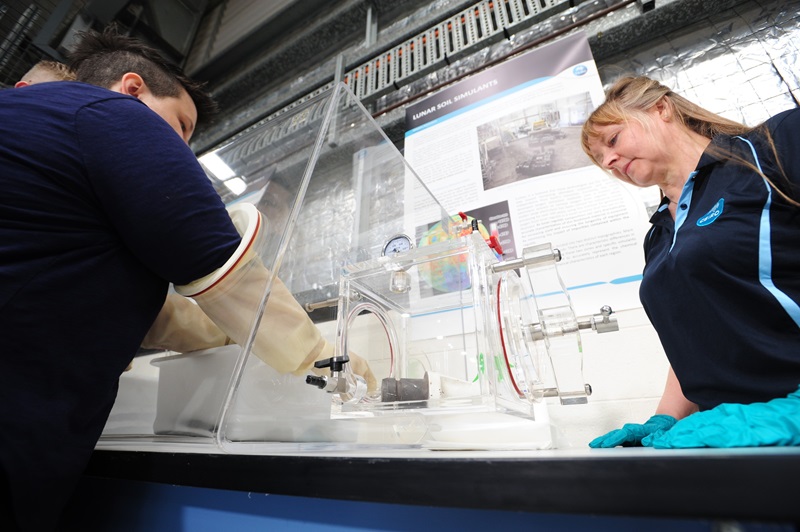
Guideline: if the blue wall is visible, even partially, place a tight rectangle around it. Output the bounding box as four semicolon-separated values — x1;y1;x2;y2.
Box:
57;476;734;531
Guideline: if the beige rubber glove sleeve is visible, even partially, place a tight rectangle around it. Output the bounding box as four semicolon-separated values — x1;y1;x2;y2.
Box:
175;203;376;388
141;293;232;352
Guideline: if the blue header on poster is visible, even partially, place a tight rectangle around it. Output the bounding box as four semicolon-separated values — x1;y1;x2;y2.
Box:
406;77;550;136
404;31;592;135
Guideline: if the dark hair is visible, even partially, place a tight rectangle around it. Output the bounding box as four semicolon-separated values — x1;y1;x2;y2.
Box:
67;26;217;125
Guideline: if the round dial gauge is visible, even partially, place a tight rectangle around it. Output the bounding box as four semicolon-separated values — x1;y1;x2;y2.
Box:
382;234;414;256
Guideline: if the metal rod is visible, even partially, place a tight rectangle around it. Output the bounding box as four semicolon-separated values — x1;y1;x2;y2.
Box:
490;248;561;273
305;297;339;312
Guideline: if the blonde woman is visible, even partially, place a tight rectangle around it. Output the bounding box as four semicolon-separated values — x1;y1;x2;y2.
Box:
582;76;800;449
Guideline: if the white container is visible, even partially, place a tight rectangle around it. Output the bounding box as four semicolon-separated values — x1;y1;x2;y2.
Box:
151;345;333;440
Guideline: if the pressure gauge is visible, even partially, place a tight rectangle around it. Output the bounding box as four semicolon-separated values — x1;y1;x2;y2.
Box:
382;234;414;256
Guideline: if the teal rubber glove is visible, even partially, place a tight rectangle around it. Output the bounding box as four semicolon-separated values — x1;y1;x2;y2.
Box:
589;414;677;448
644;386;800;449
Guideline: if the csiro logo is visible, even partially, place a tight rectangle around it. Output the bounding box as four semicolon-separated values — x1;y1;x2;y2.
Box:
573;65;588;76
697;198;724;226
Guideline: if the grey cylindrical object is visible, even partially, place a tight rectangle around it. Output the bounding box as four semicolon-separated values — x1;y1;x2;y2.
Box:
381;377;429;402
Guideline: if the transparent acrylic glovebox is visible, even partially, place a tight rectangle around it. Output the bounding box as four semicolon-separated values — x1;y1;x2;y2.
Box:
100;82;612;453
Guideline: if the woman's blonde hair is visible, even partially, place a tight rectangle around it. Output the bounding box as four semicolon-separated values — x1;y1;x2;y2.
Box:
581;76;796;206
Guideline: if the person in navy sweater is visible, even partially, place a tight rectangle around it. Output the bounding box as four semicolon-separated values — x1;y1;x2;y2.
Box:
581;76;800;449
0;28;240;531
1;26;375;530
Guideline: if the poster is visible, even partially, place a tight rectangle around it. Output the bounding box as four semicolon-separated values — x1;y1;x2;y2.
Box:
404;32;656;316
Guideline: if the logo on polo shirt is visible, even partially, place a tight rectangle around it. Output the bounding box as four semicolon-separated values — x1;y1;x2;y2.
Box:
697;198;724;226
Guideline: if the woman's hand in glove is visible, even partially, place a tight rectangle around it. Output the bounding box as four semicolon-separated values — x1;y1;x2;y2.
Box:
643;386;800;449
589;414;677;448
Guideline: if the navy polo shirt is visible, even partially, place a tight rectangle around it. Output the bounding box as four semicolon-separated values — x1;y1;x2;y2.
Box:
640;108;800;411
0;82;240;529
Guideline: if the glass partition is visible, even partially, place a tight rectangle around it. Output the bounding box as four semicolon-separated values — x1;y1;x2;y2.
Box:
101;83;605;453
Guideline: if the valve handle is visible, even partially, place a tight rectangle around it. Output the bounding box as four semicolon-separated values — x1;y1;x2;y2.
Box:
313;354;350;372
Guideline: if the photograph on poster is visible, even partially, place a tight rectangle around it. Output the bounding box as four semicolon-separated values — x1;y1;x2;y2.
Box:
414;200;516;296
477;92;595;189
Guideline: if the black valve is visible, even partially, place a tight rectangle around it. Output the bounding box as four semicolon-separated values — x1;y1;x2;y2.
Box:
313;354;350;372
305;375;327;389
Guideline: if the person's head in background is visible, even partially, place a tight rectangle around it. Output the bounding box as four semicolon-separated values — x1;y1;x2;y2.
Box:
15;59;76;87
67;26;217;143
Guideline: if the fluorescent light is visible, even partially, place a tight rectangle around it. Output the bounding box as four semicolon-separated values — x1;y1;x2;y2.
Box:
223;177;247;195
199;152;235;181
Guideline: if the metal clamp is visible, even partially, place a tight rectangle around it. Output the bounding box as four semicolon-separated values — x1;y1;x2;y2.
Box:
580;305;618;334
